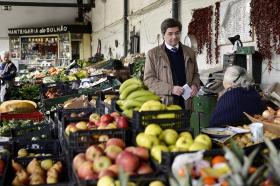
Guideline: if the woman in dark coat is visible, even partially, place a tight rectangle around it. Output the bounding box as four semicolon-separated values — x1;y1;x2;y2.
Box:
210;65;265;127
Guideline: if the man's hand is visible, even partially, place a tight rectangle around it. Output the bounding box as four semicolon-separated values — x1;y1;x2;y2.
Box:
190;85;198;97
172;86;184;96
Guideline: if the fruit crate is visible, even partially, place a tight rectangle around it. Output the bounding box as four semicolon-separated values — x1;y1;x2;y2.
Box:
12;139;64;160
131;110;190;131
58;119;129;150
0;111;44;122
158;148;224;174
0;153;10;186
11;122;56;141
4;156;74;186
57;107;100;123
70;147;167;186
74;171;169;186
40;81;80;99
41;93;81;112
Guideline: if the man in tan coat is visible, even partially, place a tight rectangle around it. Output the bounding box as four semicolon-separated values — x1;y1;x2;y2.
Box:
144;18;200;110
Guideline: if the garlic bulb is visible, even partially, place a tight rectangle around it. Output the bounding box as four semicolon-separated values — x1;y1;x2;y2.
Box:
262;110;274;120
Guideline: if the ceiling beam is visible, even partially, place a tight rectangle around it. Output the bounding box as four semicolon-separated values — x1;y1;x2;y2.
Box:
0;1;95;8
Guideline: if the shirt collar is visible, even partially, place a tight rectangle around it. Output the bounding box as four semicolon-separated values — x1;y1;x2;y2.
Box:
165;42;179;51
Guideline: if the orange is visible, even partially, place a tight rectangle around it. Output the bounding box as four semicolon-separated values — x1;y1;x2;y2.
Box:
248;166;257;174
203;176;216;185
177;167;185;177
211;155;226;165
221;180;229;186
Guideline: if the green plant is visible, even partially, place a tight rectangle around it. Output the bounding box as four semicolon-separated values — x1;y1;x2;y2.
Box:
264;138;280;185
224;141;266;186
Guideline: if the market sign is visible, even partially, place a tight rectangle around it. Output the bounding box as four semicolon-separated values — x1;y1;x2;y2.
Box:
8;24;91;36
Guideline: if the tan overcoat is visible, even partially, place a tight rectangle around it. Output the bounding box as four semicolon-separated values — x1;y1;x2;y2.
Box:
143;43;200;110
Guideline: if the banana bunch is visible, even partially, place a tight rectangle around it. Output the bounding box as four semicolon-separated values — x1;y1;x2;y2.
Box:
117;78;160;118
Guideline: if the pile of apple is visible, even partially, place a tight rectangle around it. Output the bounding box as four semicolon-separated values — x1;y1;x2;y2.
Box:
11;158;63;185
73;138;154;181
136;124;212;163
97;176;166;186
65;112;129;136
17;148;52;158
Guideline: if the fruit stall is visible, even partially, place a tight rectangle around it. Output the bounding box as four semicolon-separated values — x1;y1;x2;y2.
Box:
0;75;279;186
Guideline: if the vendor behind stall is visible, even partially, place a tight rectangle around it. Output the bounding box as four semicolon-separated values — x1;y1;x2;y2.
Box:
210;65;265;127
0;52;17;102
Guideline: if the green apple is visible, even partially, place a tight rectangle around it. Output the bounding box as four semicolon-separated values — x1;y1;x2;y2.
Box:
175;136;193;151
40;159;53;170
179;131;193;140
166;104;182;110
97;176;114;186
115;180;136;186
194;134;212;150
168;145;180;152
144;124;162;137
136;133;159;149
160;129;178;145
188;142;208;151
149;180;166;186
151;145;169;163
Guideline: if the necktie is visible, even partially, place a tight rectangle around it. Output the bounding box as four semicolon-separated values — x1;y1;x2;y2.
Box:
171;47;178;53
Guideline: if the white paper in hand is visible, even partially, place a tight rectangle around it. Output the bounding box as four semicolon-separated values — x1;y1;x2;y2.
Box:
182;84;192;100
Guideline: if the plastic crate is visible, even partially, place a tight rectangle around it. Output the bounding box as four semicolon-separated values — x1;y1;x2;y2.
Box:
11;122;56;141
159;148;224;174
0;111;44;122
71;147;166;186
131;110;190;130
12;139;63;159
57;107;98;123
41;93;80;111
0;153;10;186
58;119;127;150
4;156;74;186
41;81;80;99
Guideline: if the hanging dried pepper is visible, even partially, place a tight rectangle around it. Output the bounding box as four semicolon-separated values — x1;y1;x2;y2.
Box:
188;6;213;64
250;0;280;71
214;2;220;64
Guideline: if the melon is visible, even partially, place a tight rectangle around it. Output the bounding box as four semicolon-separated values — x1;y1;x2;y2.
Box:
0;100;37;113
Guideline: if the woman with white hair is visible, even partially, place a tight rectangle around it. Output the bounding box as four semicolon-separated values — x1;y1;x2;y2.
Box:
209;65;265;126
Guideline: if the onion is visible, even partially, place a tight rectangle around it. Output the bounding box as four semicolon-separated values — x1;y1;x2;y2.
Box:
262;110;274;120
274;117;280;124
276;109;280;117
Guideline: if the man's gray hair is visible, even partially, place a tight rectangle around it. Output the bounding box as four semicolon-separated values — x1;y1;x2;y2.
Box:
223;65;254;88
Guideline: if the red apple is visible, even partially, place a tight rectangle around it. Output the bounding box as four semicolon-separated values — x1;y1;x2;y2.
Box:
116;151;139;173
87;121;96;129
106;138;126;149
73;153;86;171
107;164;119;174
89;113;101;124
132;147;149;161
85;145;103;161
84;173;98;180
93;156;112;173
95;121;102;127
77;161;96;179
100;114;114;124
137;163;153;175
105;145;123;160
98;169;117;178
116;116;129;128
110;112;120;120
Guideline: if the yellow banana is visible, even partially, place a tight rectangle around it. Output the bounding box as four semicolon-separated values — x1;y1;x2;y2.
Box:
126;89;155;100
119;84;143;100
122;109;133;118
123;100;143;110
119;78;142;93
134;95;160;102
